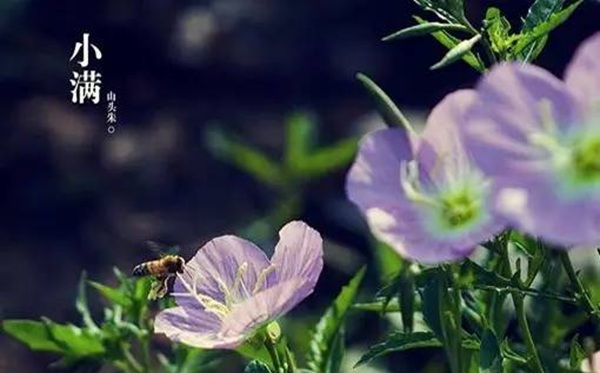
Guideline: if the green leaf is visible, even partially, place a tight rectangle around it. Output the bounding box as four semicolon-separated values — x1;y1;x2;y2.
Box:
415;17;485;72
205;126;285;188
352;299;400;312
40;318;105;356
355;332;442;366
480;329;503;373
355;73;414;131
293;137;358;178
515;1;581;59
569;336;586;369
430;34;482;70
244;360;273;373
237;341;273;367
3;320;65;353
75;272;100;334
419;271;445;340
382;22;468;41
89;281;133;309
2;319;105;357
483;8;519;59
307;267;366;373
325;329;345;373
522;0;565;31
284;112;316;167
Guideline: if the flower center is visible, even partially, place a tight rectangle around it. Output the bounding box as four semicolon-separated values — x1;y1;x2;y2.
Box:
439;190;480;228
528;100;600;197
571;136;600;182
400;159;488;236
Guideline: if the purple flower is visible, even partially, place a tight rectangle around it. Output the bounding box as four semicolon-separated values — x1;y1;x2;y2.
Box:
461;33;600;246
346;90;506;263
154;221;323;349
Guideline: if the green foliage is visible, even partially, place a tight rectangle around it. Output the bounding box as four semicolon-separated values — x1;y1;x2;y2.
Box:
306;267;366;373
355;73;413;132
382;22;468;42
430;34;482;70
244;360;273;373
414;17;485;72
355;332;442;366
479;329;503;373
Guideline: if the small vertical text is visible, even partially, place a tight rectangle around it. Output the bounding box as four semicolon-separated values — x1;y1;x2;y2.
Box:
106;91;117;133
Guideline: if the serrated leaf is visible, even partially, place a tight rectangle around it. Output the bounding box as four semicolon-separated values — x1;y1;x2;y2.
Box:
205;126;285;188
382;22;468;41
355;332;442;366
88;281;133;309
2;320;65;353
420;271;445;340
325;329;345;373
415;17;485;72
356;73;413;131
236;341;273;367
244;360;273;373
430;34;482;70
480;329;503;373
307;267;366;373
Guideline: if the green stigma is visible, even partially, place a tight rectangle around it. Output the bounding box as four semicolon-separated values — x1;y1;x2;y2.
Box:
438;189;481;229
571;136;600;182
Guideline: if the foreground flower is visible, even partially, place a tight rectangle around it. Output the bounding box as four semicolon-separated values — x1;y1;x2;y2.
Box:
582;351;600;373
154;221;323;348
461;33;600;246
346;90;506;263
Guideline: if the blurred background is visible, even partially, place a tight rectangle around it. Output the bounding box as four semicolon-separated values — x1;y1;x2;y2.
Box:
0;0;598;372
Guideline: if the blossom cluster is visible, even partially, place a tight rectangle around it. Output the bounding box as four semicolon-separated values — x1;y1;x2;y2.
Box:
347;32;600;264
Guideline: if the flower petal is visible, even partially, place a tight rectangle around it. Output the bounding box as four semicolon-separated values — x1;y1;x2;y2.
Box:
220;277;308;337
346;128;414;211
177;235;271;305
564;32;600;112
270;221;323;289
496;180;600;246
418;89;477;182
462;62;580;181
154;306;244;349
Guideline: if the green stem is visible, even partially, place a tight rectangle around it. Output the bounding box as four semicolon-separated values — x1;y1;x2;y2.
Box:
264;338;282;373
120;342;144;373
283;346;298;373
559;251;600;325
512;294;545;372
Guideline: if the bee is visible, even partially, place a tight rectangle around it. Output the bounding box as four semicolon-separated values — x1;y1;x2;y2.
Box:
133;242;186;300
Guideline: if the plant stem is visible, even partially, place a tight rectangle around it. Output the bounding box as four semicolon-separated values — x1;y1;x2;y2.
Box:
512;294;545;372
121;342;144;373
559;251;600;325
264;338;282;373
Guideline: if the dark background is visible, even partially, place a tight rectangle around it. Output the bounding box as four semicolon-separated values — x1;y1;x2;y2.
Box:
0;0;598;371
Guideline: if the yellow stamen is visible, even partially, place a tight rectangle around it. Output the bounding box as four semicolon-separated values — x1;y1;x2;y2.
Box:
253;265;276;294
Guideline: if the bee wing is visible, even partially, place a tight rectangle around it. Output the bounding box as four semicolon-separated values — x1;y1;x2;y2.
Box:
145;240;180;257
148;275;171;300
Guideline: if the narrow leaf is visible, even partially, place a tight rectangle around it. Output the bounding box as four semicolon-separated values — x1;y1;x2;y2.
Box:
88;281;133;309
430;34;482;70
284;112;316;168
383;22;468;41
40;317;105;356
356;73;413;131
75;272;100;333
205;126;285;188
306;267;366;373
415;17;485;72
355;332;442;367
480;329;503;373
293;137;358;178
